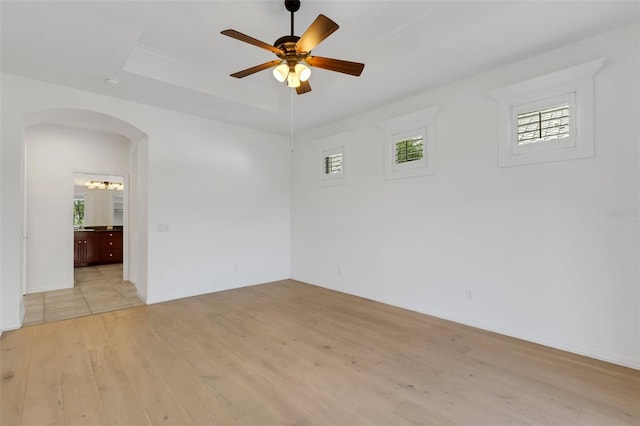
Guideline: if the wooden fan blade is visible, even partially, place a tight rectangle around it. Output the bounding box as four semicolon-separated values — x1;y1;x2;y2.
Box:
221;29;283;55
306;56;365;76
296;80;312;95
296;14;339;53
230;60;282;78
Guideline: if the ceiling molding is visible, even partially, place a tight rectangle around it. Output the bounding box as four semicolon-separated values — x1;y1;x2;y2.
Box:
123;44;278;113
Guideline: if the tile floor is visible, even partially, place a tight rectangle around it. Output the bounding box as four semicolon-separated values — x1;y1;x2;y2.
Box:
22;263;144;326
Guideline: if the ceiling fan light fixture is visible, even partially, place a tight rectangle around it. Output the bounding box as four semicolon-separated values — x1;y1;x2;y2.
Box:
287;70;301;88
222;1;364;95
295;63;311;82
273;62;289;82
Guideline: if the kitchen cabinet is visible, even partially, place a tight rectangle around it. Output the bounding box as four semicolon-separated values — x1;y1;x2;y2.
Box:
74;230;122;267
74;231;100;266
101;231;123;263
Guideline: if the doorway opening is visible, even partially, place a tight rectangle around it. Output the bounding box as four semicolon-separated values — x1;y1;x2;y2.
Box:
72;172;125;266
21;108;149;325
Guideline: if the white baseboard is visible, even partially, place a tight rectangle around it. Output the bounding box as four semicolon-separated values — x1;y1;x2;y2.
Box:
26;283;74;294
136;289;147;305
293;276;640;371
424;308;640;371
0;321;23;335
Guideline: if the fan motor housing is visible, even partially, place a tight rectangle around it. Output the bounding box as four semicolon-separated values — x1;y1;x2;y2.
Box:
274;35;300;52
284;0;300;13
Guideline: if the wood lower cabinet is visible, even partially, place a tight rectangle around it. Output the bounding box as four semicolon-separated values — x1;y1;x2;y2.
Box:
74;232;100;266
101;231;123;263
74;230;123;267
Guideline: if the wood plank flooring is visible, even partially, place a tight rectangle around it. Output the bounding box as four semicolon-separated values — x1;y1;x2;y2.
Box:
2;279;638;425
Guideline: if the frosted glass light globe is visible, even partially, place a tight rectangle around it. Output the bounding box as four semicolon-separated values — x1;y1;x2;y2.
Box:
272;63;289;83
295;63;311;82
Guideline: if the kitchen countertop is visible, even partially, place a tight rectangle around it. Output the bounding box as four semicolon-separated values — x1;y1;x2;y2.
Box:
74;228;123;232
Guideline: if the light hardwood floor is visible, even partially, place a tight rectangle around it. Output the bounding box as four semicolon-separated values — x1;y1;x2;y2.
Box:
22;264;143;326
2;280;638;425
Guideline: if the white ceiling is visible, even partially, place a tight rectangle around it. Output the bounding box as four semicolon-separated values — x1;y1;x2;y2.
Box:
2;1;638;136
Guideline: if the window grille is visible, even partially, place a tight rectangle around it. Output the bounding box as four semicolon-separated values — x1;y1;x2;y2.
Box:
395;136;424;164
324;153;343;175
517;104;569;145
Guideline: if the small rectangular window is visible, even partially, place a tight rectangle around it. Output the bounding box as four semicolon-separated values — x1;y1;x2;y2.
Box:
395;136;424;164
317;142;347;186
381;114;435;179
73;196;85;227
517;104;570;146
489;58;603;167
324;153;343;175
509;92;577;158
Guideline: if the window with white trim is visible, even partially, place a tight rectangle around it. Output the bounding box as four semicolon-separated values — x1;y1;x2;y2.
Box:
379;105;440;180
512;93;576;155
488;58;605;167
320;146;346;184
312;131;351;187
324;151;343;175
390;128;427;173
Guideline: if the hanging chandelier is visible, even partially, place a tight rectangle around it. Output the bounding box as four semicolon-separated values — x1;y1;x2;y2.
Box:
85;180;123;191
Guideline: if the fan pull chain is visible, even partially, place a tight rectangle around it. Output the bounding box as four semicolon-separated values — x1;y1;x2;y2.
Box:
290;89;294;151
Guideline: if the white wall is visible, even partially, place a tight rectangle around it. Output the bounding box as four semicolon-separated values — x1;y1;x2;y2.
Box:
291;24;640;368
25;124;130;293
0;109;3;335
128;138;149;301
1;74;291;330
1;81;26;331
144;113;291;303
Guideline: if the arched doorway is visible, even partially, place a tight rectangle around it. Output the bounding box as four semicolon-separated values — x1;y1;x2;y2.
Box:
21;109;149;317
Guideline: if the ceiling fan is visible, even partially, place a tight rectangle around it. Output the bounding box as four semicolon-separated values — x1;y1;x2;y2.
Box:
221;0;365;95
